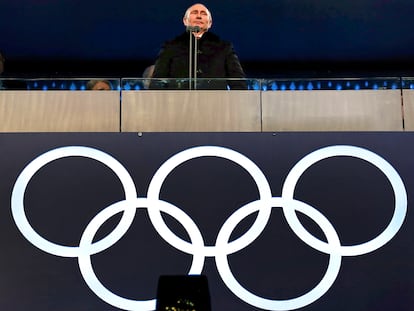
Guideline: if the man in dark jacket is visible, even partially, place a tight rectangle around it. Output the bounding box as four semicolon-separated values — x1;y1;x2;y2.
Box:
151;3;246;90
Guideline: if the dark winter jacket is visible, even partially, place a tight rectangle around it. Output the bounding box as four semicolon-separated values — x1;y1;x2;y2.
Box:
151;31;246;90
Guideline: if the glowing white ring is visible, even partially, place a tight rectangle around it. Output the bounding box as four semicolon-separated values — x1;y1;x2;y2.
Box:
281;145;407;256
147;146;273;257
215;198;341;311
10;146;138;257
78;198;206;311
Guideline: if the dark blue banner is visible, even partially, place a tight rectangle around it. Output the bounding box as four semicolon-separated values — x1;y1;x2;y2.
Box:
0;132;413;310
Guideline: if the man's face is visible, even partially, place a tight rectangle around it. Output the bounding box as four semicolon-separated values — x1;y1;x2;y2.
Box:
92;81;111;90
183;4;212;32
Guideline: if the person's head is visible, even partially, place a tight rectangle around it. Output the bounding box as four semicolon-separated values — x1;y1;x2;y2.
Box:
143;65;155;79
142;64;155;89
183;3;212;35
86;79;112;90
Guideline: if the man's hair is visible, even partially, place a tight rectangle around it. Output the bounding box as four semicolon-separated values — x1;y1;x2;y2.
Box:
183;4;212;23
86;79;112;90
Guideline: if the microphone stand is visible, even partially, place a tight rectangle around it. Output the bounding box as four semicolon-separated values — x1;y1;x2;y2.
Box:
194;34;198;90
187;26;193;90
186;26;200;90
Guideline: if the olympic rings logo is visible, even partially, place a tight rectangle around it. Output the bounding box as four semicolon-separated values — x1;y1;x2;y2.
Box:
11;145;407;311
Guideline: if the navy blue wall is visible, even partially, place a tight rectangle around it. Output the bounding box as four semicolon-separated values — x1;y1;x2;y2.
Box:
1;1;414;76
1;132;413;311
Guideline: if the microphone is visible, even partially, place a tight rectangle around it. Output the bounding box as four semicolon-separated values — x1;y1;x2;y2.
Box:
186;25;201;33
186;25;201;90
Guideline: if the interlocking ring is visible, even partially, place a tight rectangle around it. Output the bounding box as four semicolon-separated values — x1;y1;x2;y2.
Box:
11;145;407;311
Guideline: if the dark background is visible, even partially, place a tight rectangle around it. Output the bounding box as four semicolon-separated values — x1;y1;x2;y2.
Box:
0;132;413;311
1;0;414;77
